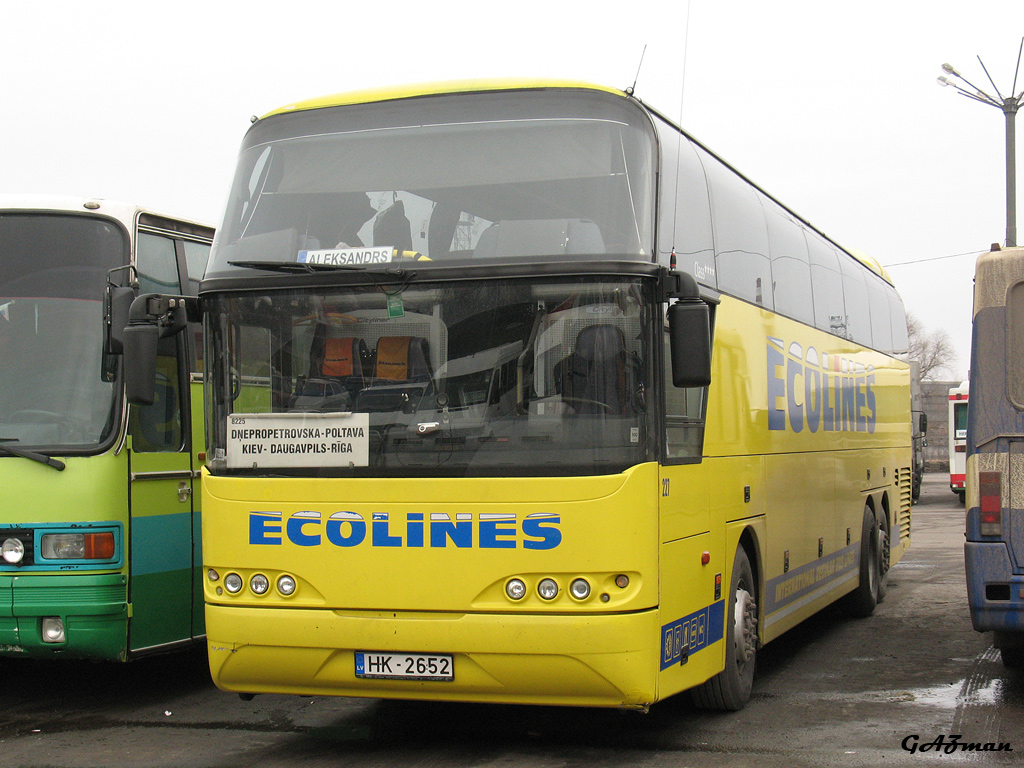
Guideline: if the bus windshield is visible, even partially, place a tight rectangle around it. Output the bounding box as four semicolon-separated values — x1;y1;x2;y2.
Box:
205;275;654;477
953;401;968;439
0;212;124;451
207;89;655;277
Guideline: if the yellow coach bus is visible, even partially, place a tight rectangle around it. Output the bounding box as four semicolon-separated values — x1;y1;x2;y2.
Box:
128;80;911;709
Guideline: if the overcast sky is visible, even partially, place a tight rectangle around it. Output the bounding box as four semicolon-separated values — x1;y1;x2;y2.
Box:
5;0;1024;380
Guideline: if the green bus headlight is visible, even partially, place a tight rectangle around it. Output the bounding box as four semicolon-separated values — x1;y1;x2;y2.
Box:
2;538;25;564
40;532;115;560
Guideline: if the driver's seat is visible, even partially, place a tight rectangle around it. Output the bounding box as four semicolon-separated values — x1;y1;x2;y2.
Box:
555;324;641;415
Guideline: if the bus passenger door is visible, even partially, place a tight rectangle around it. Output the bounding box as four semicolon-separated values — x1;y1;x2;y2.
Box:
127;337;196;652
125;229;200;653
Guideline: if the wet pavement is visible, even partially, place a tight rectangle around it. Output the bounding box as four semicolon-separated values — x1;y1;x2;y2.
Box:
0;472;1020;767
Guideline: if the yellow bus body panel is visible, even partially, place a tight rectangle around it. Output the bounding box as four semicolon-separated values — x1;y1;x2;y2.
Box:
207;606;660;708
694;297;911;645
204;464;681;707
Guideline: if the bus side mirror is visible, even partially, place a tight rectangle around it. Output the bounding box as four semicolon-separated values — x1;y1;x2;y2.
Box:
123;294;196;405
668;298;712;388
124;324;160;405
919;412;928;434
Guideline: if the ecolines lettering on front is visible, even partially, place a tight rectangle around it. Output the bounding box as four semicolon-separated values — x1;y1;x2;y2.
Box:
248;510;562;550
766;337;876;434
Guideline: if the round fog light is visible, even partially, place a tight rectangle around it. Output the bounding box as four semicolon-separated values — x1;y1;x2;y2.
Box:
538;578;559;600
570;578;591;600
224;573;243;594
505;578;526;600
250;574;269;595
2;537;25;564
277;575;296;596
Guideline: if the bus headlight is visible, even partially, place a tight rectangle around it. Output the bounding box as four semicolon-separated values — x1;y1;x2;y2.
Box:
505;578;526;600
537;578;559;600
277;575;296;596
40;532;115;560
2;537;25;564
569;578;591;600
250;574;269;595
224;573;243;594
41;617;65;643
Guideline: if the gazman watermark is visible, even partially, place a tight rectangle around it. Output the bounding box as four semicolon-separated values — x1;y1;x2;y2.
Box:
901;734;1012;755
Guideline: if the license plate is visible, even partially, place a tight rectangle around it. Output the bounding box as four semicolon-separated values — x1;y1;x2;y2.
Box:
355;652;454;681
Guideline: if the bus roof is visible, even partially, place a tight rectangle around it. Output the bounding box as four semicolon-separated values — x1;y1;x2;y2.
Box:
0;194;213;230
974;245;1024;318
260;79;625;120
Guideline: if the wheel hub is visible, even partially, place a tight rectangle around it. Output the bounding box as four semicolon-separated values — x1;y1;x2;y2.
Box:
734;587;758;666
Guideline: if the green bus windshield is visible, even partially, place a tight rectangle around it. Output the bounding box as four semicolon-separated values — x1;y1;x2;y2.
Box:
0;212;124;451
206;89;656;277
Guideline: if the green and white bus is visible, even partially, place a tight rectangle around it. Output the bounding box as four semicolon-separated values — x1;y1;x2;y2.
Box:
0;196;212;660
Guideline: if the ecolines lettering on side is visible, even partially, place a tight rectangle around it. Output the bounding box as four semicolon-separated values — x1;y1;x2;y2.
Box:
249;510;562;550
766;337;876;434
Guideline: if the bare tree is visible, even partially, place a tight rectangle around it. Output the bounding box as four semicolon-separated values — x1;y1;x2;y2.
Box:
907;313;958;380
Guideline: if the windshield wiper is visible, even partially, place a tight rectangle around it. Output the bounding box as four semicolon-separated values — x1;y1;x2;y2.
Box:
227;260;411;279
228;260;362;273
0;438;65;471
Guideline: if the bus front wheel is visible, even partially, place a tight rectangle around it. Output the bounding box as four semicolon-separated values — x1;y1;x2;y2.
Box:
995;632;1024;668
691;546;758;711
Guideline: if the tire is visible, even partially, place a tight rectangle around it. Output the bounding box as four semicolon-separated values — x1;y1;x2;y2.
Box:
875;511;890;604
845;505;883;618
691;547;758;711
995;633;1024;668
1000;647;1024;669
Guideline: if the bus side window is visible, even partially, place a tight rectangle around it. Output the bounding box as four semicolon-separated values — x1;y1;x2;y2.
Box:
806;234;848;339
656;131;716;288
662;315;707;461
131;230;187;452
764;203;814;326
700;148;773;310
136;233;181;294
866;274;893;353
1007;281;1024;408
129;336;184;452
839;254;871;346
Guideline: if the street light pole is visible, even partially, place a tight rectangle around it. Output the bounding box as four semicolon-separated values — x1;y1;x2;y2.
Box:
1004;95;1019;247
938;40;1024;247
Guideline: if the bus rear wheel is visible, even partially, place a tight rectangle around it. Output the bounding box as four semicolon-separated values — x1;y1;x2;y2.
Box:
691;546;757;711
846;505;884;617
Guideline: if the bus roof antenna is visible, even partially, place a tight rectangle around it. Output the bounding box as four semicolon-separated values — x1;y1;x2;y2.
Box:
627;45;648;96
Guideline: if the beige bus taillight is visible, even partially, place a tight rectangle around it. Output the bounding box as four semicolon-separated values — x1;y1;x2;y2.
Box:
979;471;1003;536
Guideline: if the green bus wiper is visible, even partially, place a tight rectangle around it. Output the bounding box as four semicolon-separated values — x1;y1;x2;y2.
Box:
0;439;65;471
